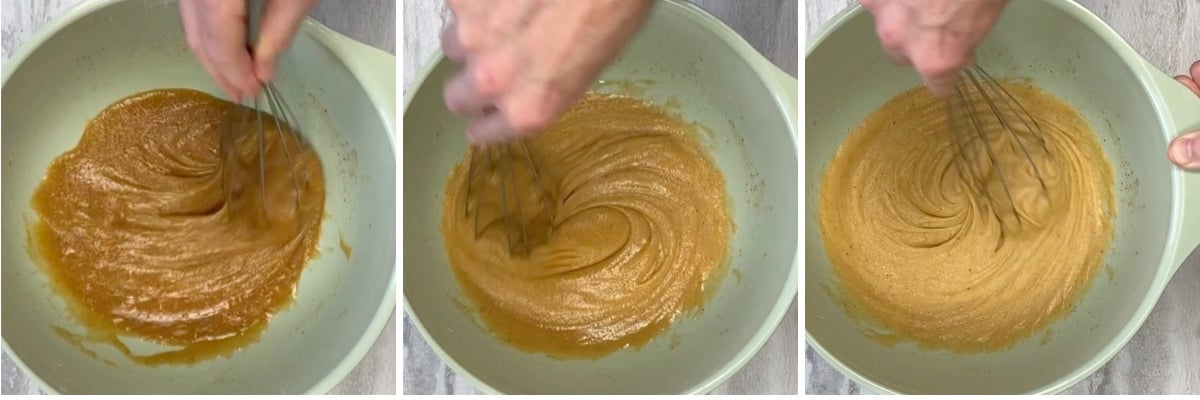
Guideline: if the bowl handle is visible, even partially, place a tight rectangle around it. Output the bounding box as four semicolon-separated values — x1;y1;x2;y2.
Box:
1148;62;1200;276
302;18;398;136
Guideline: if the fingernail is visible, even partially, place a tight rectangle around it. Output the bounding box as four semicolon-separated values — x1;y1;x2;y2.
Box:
1169;136;1198;169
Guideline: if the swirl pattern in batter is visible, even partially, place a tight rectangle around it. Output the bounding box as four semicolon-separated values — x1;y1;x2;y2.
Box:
818;81;1115;351
31;89;325;364
441;93;731;358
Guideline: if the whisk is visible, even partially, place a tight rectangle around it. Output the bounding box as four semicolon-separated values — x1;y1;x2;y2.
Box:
220;82;306;222
219;1;306;224
946;65;1053;237
462;140;556;257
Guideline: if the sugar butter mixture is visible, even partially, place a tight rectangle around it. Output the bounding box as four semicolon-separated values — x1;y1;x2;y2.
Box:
31;89;325;364
441;93;732;358
818;81;1115;351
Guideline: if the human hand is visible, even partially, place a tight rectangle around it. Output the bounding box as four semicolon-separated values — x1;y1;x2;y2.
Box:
1168;60;1200;171
859;0;1008;96
180;0;319;101
441;0;654;144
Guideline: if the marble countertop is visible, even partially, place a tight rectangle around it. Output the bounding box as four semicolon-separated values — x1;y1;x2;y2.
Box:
0;0;397;395
401;0;799;395
804;0;1200;395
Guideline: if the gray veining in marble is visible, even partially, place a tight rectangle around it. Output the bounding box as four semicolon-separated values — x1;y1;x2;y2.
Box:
401;0;799;395
0;0;397;395
804;0;1200;395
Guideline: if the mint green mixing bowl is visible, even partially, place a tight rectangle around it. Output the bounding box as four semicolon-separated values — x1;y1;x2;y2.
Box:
805;0;1200;394
1;0;396;394
404;1;797;394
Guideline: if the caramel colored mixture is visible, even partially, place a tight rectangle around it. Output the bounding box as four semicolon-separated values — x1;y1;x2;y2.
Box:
31;89;325;364
818;81;1115;351
441;93;731;358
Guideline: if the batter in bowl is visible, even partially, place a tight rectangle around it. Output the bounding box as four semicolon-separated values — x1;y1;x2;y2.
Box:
441;93;732;358
818;81;1115;351
31;89;325;364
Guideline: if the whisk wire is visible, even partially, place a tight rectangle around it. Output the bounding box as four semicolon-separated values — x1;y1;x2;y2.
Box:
463;139;554;257
949;65;1054;238
516;141;551;226
217;0;307;224
960;71;1021;216
965;68;1051;196
264;84;304;213
220;81;307;225
255;98;268;211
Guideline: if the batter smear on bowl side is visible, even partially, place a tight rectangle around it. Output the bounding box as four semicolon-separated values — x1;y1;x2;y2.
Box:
441;93;732;358
818;81;1115;351
30;89;326;364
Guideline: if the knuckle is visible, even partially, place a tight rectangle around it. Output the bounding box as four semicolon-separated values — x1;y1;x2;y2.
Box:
443;84;469;113
456;24;484;52
470;60;511;98
507;104;553;133
441;88;461;113
876;26;903;49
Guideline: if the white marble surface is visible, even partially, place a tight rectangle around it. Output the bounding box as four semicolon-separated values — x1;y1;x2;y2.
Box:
0;0;397;395
804;0;1200;395
401;0;799;395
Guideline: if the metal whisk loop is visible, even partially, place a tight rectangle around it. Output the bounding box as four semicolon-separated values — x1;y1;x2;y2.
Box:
463;139;555;257
254;96;267;211
262;83;305;214
215;2;308;226
220;81;307;226
962;67;1052;195
948;65;1053;240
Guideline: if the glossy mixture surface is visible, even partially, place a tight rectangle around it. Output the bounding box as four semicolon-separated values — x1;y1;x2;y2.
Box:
441;93;732;358
31;89;325;364
818;81;1115;351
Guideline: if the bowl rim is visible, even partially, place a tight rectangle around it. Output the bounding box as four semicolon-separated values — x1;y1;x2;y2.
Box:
803;0;1186;394
401;0;799;395
0;0;398;394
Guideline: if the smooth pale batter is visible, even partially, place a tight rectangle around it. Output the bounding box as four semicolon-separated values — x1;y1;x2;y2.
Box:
441;93;731;358
31;89;325;364
818;81;1115;351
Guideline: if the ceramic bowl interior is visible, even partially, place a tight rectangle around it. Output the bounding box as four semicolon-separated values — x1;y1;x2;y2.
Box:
404;2;797;394
1;0;395;394
806;0;1190;394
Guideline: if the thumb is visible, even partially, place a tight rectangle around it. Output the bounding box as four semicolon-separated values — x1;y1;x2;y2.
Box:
1168;131;1200;171
252;0;319;83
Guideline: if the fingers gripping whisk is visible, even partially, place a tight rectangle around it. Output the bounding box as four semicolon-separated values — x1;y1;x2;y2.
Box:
221;1;306;226
463;140;556;257
947;65;1054;239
